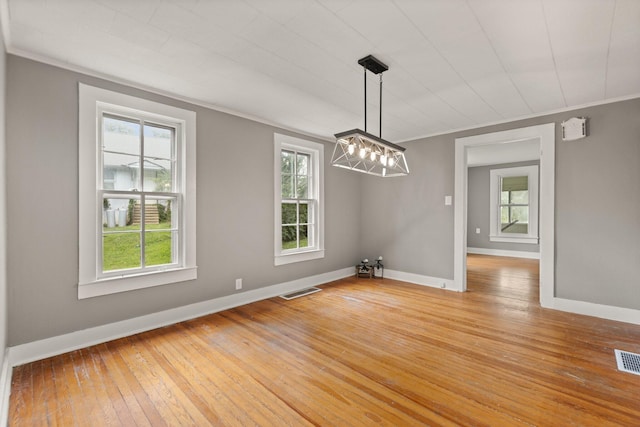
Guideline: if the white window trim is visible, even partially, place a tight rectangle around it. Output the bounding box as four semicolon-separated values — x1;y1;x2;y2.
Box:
78;83;197;299
274;133;324;266
489;165;538;244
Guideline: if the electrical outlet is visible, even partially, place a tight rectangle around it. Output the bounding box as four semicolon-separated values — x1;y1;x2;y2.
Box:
475;228;480;234
235;278;242;290
441;282;446;289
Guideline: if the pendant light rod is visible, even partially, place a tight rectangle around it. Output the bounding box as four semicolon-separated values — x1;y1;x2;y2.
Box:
357;55;388;138
379;74;383;138
364;66;367;133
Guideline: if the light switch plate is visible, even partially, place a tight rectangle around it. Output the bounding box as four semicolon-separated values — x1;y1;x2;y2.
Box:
445;196;452;205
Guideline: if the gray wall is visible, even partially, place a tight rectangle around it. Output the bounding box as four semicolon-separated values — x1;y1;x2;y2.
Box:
359;135;455;279
467;160;540;253
554;99;640;307
6;56;362;346
361;97;640;310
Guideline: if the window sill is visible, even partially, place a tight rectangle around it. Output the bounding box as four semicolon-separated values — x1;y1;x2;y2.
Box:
489;235;538;244
275;249;325;266
78;266;198;299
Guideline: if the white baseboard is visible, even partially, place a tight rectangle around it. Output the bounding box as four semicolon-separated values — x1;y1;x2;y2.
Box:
0;349;10;427
8;267;353;367
384;269;459;292
467;247;540;259
543;297;640;326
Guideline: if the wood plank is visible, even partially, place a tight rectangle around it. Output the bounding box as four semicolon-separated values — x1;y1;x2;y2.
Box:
113;335;208;425
102;340;164;426
8;254;640;426
50;351;78;426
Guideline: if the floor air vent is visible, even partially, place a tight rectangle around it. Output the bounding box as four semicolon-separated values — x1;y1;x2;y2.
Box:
280;287;321;300
615;349;640;376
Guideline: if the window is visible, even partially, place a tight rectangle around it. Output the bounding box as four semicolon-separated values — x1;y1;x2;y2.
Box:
79;84;196;298
489;165;538;244
274;134;324;265
500;176;529;234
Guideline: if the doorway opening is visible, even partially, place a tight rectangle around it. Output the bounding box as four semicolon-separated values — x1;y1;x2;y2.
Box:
453;123;555;308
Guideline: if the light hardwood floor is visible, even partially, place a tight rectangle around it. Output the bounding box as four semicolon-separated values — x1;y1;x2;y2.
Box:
9;255;640;426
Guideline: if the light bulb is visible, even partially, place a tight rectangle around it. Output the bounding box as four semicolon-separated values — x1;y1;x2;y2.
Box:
382;167;386;177
380;154;387;166
370;151;377;161
388;157;395;167
359;146;366;159
347;142;355;155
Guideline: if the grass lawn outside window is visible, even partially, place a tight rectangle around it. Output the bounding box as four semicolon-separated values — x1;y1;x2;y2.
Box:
282;238;308;251
103;223;173;271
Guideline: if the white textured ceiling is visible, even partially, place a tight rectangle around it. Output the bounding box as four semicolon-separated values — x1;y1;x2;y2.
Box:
4;0;640;142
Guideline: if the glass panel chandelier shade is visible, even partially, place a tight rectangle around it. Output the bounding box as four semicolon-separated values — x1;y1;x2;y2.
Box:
331;129;409;177
331;55;409;177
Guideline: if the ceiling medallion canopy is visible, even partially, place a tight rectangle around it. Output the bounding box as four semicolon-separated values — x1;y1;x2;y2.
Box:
331;55;409;177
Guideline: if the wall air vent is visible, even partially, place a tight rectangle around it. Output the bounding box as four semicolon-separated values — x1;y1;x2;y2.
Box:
615;349;640;375
561;117;588;141
280;287;321;300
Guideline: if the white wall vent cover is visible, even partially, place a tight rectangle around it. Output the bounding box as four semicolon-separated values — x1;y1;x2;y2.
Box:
561;117;588;141
614;349;640;375
280;287;321;300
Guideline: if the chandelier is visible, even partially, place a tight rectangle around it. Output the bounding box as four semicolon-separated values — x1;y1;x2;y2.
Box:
331;55;409;177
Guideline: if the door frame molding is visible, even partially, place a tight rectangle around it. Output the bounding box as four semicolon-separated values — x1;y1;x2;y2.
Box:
453;123;555;307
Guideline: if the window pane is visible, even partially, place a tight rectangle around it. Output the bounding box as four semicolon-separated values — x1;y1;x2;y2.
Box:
145;231;175;266
103;169;115;190
296;153;309;175
281;175;294;198
103;195;141;272
143;124;174;192
146;197;175;229
510;190;528;204
282;225;297;249
103;233;141;271
299;202;308;224
299;225;309;248
143;158;172;192
144;124;172;159
501;176;528;192
281;150;294;174
282;202;297;225
501;191;509;204
296;175;308;199
500;206;509;226
501;206;529;234
103;196;139;229
103;152;140;191
103;116;140;156
511;206;529;223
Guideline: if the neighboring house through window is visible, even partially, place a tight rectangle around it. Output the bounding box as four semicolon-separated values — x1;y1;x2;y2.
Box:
78;84;197;299
274;134;324;265
489;165;538;244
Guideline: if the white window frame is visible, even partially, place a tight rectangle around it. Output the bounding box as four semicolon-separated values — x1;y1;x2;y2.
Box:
274;134;324;266
78;84;197;299
489;165;538;244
